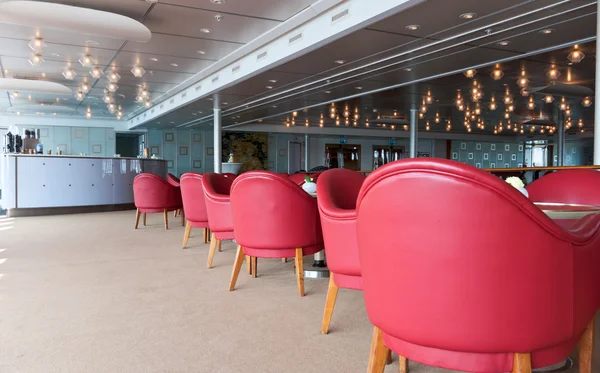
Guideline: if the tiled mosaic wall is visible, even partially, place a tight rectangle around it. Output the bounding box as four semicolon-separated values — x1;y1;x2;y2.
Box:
451;141;524;168
147;129;214;176
556;139;593;166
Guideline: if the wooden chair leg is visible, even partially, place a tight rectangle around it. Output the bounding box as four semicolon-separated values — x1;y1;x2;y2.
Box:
203;228;208;244
367;326;389;373
135;209;141;229
386;350;392;365
251;257;258;278
321;274;339;334
143;213;146;226
182;221;192;249
181;210;185;226
218;239;223;252
399;356;408;373
282;258;287;263
294;248;305;297
163;208;169;230
207;233;218;268
229;245;245;291
246;255;252;275
173;210;177;217
579;316;595;373
511;353;531;373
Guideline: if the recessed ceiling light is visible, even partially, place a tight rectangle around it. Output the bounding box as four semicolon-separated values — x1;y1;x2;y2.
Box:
85;40;100;46
207;97;213;100
539;28;555;34
150;57;158;62
200;28;212;34
145;0;158;3
459;13;477;19
41;72;46;77
50;53;62;57
355;86;363;90
192;113;197;116
405;24;420;31
268;79;277;83
210;0;225;3
223;102;228;105
170;121;174;124
197;50;206;55
403;67;412;71
334;60;346;64
324;91;331;94
497;40;510;46
272;105;277;108
170;63;178;67
265;86;273;89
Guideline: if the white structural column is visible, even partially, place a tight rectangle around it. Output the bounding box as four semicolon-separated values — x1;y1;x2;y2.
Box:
409;108;418;158
304;134;309;171
595;0;600;164
557;114;565;166
213;94;222;173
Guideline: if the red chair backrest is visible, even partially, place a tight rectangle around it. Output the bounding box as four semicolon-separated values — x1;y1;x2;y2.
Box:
357;159;573;354
167;173;180;187
133;173;181;209
231;171;323;250
288;173;309;185
527;169;600;205
223;172;237;179
201;173;234;233
317;169;366;279
180;173;209;224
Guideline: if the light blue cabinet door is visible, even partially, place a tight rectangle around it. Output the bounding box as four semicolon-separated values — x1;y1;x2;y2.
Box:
54;127;71;154
89;128;107;156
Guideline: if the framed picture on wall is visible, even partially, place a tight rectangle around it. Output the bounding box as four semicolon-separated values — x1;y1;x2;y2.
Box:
475;163;482;168
92;144;102;154
468;153;474;160
179;146;188;155
483;153;489;160
504;163;510;168
490;163;496;168
193;160;202;168
193;134;202;143
490;144;496;151
167;160;174;168
39;128;50;138
207;147;214;156
497;154;503;161
279;149;286;157
476;143;482;150
572;148;577;154
511;154;517;161
504;144;510;151
518;144;524;152
165;133;175;142
150;146;160;155
451;152;458;160
460;143;467;150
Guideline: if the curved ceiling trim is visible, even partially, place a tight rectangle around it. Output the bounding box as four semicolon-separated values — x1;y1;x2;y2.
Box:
0;78;72;95
0;1;152;42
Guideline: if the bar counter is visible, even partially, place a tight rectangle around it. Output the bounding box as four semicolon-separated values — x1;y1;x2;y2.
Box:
1;154;167;217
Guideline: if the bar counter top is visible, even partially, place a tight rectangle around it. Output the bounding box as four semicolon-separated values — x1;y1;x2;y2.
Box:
5;153;167;161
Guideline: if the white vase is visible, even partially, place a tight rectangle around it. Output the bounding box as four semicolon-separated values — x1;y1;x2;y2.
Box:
302;182;317;194
516;186;529;198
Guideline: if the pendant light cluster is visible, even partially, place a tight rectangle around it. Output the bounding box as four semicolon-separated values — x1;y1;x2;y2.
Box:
28;35;45;66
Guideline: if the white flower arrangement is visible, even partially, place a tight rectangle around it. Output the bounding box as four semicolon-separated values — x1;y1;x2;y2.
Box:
505;176;525;188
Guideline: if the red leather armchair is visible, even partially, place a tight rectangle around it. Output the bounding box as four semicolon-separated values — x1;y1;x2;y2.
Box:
201;173;235;268
316;168;366;334
527;169;600;205
229;171;324;296
133;173;182;230
167;173;184;218
180;173;210;248
356;159;600;373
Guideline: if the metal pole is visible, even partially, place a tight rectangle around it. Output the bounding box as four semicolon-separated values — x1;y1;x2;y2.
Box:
304;133;309;171
595;2;600;164
410;108;418;158
213;94;222;173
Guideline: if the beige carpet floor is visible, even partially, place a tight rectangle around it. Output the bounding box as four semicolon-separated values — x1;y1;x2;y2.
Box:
0;211;596;373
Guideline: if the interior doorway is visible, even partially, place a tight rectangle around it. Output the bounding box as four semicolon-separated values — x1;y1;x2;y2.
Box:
325;144;361;171
288;141;302;173
116;132;145;157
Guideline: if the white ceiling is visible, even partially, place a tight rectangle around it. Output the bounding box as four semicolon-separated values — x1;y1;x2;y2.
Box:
0;0;318;118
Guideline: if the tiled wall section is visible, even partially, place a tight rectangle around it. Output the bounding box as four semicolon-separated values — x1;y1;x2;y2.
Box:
147;129;214;176
451;141;524;168
558;139;593;166
36;125;115;156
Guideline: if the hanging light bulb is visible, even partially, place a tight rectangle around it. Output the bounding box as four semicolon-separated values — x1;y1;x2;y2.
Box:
491;64;504;80
11;91;19;98
329;103;336;119
559;96;567;111
565;106;571;116
28;53;44;66
62;64;76;80
80;80;90;93
108;103;116;113
107;70;121;83
543;95;554;103
582;97;592;107
474;103;481;115
425;121;430;131
79;54;94;67
90;66;104;79
345;117;350;126
507;104;515;112
463;69;477;78
527;95;536;110
420;98;427;114
335;115;340;126
131;64;146;78
75;90;85;101
107;82;118;93
456;90;463;107
419;112;424;119
285;118;290;127
103;93;113;104
291;118;295;126
425;89;434;104
144;100;152;108
292;111;298;117
520;88;529;97
354;107;360;121
319;113;324;127
517;70;529;88
471;79;479;97
489;95;497;111
343;105;350;118
567;44;585;64
546;64;560;80
458;103;465;111
435;112;440;123
365;118;369;127
504;112;510;119
578;118;584;128
28;37;45;52
503;87;512;105
85;107;92;119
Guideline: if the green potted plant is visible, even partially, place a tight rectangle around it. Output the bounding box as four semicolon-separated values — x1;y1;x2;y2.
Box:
302;175;317;194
